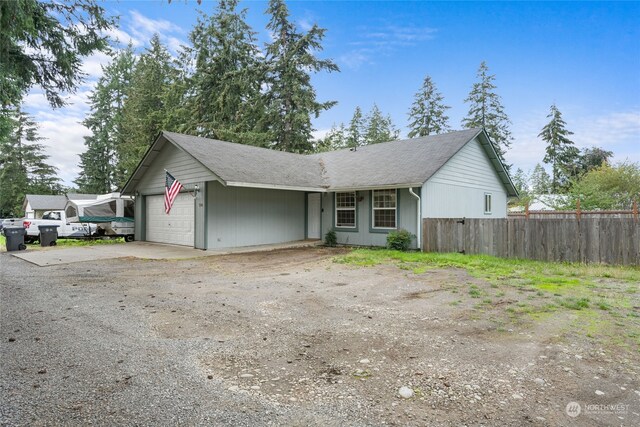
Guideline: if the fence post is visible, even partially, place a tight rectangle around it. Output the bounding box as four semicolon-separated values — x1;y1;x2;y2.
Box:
634;200;638;222
576;199;581;222
525;202;529;220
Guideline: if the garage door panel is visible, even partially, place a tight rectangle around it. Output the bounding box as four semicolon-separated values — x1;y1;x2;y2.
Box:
146;194;194;246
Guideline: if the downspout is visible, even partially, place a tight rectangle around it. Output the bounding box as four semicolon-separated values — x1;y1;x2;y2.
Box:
408;187;422;251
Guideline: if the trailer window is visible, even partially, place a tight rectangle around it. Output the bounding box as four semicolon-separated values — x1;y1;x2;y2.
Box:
66;206;77;218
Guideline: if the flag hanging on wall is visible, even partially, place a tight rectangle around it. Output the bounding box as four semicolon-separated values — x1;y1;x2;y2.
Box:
164;170;184;214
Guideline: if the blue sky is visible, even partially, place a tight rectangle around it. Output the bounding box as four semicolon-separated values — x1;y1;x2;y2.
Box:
24;1;640;186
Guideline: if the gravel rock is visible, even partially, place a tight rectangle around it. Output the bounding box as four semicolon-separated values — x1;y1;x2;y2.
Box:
398;386;414;399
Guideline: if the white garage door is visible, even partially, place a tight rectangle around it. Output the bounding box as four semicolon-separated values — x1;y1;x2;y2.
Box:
146;193;194;246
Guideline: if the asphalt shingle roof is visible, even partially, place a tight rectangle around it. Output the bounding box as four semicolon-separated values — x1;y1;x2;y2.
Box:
127;128;515;196
309;128;483;190
164;132;325;189
24;195;68;210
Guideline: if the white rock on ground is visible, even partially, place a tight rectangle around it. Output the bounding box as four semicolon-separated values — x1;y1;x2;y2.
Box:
399;386;414;399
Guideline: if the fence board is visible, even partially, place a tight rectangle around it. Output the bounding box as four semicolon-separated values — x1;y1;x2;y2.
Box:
422;217;639;266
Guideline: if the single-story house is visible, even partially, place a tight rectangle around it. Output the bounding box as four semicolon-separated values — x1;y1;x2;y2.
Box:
23;193;98;218
121;128;517;250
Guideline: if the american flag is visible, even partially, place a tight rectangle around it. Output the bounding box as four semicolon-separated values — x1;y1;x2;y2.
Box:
164;170;184;214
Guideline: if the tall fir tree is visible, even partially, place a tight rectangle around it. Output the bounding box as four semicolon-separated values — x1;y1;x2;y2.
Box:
346;106;365;148
0;108;61;216
530;163;552;195
185;0;269;145
407;75;450;137
363;104;399;145
119;35;175;186
75;46;135;193
539;104;579;192
462;61;512;163
263;0;339;153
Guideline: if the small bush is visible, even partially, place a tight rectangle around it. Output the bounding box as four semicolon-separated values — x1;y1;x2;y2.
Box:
324;230;337;247
386;228;414;251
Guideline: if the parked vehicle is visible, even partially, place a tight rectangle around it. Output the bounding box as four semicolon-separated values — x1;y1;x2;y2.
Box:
23;210;98;243
64;193;135;242
1;218;24;231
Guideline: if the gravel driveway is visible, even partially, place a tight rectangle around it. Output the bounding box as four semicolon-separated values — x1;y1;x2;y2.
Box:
1;247;638;426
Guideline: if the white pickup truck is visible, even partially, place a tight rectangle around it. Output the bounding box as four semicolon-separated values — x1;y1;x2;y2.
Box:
23;210;98;243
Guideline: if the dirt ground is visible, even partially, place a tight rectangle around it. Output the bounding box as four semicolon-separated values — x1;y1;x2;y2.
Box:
1;247;638;426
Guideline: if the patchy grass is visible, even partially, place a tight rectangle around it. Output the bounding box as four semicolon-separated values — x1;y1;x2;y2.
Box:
0;234;124;252
336;249;640;351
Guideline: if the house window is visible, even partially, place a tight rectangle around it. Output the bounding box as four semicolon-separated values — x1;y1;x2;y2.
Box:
484;193;492;214
335;192;356;228
372;189;397;228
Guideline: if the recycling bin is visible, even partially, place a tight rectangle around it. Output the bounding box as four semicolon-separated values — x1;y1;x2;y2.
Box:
38;225;59;247
3;227;27;251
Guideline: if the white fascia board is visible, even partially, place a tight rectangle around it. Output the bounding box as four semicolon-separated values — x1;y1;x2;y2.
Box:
225;181;327;192
327;183;423;192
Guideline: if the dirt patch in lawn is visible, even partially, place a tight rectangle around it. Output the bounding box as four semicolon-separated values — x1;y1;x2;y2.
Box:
2;247;638;426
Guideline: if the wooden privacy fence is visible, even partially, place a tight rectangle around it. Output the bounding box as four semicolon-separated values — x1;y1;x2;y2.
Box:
422;217;639;266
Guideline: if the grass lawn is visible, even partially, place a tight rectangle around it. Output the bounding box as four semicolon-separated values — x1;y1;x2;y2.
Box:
337;249;640;353
0;235;124;252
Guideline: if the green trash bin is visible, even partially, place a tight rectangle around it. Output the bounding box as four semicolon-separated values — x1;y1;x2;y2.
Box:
38;225;59;247
3;227;27;251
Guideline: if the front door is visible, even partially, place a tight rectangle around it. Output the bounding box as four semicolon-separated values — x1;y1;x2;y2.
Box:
307;193;321;239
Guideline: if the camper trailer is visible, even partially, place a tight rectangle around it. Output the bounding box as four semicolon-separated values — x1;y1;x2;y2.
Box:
64;193;135;241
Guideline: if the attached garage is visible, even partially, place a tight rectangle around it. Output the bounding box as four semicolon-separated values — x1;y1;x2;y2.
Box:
145;193;194;247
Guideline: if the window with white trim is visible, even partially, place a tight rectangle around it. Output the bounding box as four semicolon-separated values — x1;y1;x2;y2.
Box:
484;193;492;214
372;189;397;228
335;192;356;228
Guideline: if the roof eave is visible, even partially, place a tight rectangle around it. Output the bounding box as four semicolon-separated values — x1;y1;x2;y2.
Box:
327;183;423;192
476;130;519;198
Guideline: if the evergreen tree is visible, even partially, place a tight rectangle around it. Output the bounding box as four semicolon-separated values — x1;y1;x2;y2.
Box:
0;0;114;109
185;0;269;145
263;0;339;153
119;35;175;186
511;168;529;196
75;47;135;193
346;106;365;148
363;104;399;145
316;123;347;152
539;104;579;192
575;147;613;175
530;163;552;195
161;49;194;135
0;0;114;142
462;61;512;163
407;75;450;137
0;108;61;216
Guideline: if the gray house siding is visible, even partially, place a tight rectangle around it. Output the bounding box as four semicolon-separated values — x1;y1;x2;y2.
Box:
206;181;305;250
135;142;217;195
321;188;419;249
422;138;508;218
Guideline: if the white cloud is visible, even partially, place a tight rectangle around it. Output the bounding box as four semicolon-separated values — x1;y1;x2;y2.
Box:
298;18;314;32
35;114;91;186
338;49;374;70
311;128;331;141
103;26;142;48
339;24;437;69
80;51;113;80
129;10;182;37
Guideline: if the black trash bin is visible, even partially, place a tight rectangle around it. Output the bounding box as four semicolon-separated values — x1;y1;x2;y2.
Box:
3;227;27;251
38;225;59;247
